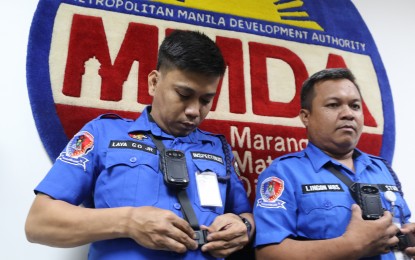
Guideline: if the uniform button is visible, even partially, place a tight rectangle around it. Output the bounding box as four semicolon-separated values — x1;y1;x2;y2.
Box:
130;157;137;163
174;203;181;210
324;201;332;208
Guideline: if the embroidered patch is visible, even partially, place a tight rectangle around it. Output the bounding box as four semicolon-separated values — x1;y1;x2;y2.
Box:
191;152;224;164
129;133;148;141
109;140;156;154
58;131;94;170
378;184;399;192
302;183;344;194
257;176;286;209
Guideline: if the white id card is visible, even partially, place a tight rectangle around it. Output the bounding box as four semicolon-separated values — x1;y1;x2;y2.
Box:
195;171;223;207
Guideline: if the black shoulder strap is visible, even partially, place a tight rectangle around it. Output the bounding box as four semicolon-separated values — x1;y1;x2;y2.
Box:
148;133;165;153
148;133;201;230
177;189;200;230
324;163;355;189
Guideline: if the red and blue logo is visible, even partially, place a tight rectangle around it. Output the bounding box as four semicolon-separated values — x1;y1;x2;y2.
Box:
258;176;286;209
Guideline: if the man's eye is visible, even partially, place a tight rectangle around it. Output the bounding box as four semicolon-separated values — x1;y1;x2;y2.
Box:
200;98;212;105
351;104;361;110
178;92;190;98
327;103;338;108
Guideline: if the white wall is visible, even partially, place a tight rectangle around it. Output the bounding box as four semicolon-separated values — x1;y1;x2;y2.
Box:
1;1;414;259
353;0;415;212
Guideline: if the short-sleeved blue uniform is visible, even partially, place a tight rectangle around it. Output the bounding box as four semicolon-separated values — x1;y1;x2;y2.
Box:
254;142;411;260
35;106;251;260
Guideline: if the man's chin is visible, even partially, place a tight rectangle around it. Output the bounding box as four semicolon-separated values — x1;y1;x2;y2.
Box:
174;129;194;137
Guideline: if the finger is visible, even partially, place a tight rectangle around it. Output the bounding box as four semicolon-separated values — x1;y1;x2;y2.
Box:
208;217;230;232
381;210;393;220
208;225;244;242
404;246;415;257
401;223;415;234
386;224;400;237
171;216;196;237
156;235;191;253
201;239;242;257
350;204;363;220
167;222;198;250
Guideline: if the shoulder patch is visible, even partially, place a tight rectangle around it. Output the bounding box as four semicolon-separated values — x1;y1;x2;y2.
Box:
257;176;286;209
57;131;94;171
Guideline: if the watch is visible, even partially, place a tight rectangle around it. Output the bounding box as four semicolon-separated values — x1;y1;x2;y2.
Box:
239;216;252;237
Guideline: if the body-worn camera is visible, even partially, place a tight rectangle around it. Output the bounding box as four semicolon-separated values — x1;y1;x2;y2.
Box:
351;183;384;220
194;230;209;246
350;183;413;252
159;149;189;189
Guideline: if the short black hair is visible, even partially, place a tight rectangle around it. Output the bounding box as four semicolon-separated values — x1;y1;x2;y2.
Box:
300;68;361;110
157;30;226;77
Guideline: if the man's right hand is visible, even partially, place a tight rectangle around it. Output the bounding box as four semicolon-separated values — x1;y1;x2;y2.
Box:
25;195;198;253
342;204;400;258
126;206;198;253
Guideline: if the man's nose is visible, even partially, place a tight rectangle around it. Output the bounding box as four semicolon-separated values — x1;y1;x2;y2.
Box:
185;100;200;118
340;105;355;119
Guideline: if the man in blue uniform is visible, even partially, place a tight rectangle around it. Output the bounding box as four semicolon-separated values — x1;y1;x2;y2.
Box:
254;68;414;259
25;30;254;260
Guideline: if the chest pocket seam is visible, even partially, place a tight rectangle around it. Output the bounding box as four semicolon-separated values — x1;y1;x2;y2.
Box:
299;192;353;214
105;150;159;171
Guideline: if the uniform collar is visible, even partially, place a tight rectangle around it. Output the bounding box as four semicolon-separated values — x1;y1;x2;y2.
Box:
304;142;371;173
128;106;212;144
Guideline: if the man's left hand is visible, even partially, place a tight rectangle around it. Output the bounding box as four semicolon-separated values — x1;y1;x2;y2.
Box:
401;223;415;258
200;213;252;258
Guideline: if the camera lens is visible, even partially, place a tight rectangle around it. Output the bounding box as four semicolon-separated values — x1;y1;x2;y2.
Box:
362;186;378;194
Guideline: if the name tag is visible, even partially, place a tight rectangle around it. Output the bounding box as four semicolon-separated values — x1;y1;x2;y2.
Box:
195;171;223;207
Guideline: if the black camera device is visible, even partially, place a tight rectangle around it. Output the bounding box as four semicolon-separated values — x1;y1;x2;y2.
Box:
351;183;413;251
351;183;384;220
194;230;209;246
159;149;189;189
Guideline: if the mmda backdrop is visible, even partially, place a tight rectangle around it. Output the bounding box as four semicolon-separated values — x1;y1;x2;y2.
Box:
27;0;395;203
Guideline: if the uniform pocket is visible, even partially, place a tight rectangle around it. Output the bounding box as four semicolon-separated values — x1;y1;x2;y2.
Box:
191;159;228;215
297;193;353;239
95;150;160;207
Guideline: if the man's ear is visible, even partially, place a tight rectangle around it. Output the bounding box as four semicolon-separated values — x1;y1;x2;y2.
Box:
148;70;159;96
299;109;310;127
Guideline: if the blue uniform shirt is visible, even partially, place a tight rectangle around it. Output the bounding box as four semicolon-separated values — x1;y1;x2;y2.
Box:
35;106;251;260
254;142;411;260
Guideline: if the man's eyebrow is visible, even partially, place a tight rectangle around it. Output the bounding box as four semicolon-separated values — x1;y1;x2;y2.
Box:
175;85;216;97
174;85;194;92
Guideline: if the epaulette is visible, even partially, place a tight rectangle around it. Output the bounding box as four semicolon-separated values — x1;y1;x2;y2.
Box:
198;132;233;182
278;150;305;161
197;128;218;135
367;154;384;161
98;113;132;121
368;154;404;196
